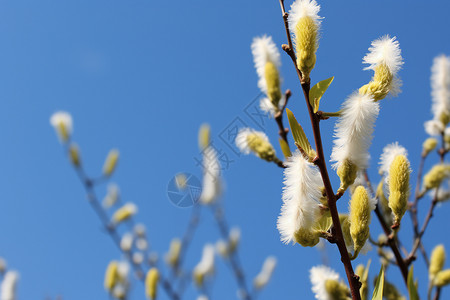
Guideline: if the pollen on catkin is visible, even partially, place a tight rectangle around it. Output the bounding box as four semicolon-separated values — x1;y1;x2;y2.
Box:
112;203;138;224
145;268;159;300
430;244;446;281
236;128;277;162
349;186;371;257
336;159;358;194
359;36;403;101
288;0;321;81
423;137;438;156
388;155;410;227
423;164;450;190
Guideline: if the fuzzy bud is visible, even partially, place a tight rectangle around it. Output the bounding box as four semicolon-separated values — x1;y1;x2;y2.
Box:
359;64;394;101
434;269;450;287
349;186;371;257
430;244;446;281
423;164;450;190
50;111;72;143
423;138;438;156
103;149;119;176
104;261;119;292
264;61;282;108
145;268;159;300
69;143;81;167
294;227;320;247
112;203;137;225
165;238;182;267
388;155;410;227
198;124;211;150
324;279;351;300
294;17;318;80
337;159;358;194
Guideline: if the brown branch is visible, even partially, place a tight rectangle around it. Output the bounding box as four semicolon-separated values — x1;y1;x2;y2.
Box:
363;170;409;284
274;89;292;145
278;1;361;299
434;287;442;300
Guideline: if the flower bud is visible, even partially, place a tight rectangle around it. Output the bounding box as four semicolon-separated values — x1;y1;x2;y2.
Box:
236;129;277;162
294;16;318;81
165;238;182;267
337;159;358;193
198;124;210;150
103;149;119;176
423;138;438;156
359;64;394;101
430;244;446;281
69;143;81;167
50;111;73;143
264;61;282;108
349;186;371;257
324;279;351;300
104;261;119;291
145;268;159;300
112;203;137;225
388;155;410;226
434;269;450;287
423;164;450;190
294;227;320;247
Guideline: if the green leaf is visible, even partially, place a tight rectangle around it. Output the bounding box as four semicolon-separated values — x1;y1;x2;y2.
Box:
286;109;313;157
309;76;334;113
279;138;292;160
408;266;419;300
371;266;384;300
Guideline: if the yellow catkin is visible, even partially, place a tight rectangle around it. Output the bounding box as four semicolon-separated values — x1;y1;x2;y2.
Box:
145;268;160;300
388;155;410;226
58;121;69;142
103;149;119;176
198;124;210;150
430;244;446;280
264;61;282;108
104;261;119;291
359;63;393;101
112;203;137;224
349;186;371;256
423;138;438;156
166;238;182;267
423;164;450;190
294;227;320;247
434;269;450;287
324;279;351;300
69;143;81;167
294;16;318;80
246;134;276;162
337;159;358;193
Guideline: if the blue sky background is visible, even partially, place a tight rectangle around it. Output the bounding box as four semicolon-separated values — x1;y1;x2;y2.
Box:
0;1;449;299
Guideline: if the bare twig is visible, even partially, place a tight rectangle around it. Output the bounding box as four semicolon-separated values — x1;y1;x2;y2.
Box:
211;205;252;300
274;89;292;145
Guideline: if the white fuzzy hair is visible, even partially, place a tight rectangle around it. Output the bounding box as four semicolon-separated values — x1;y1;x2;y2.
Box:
235;128;269;155
251;35;282;95
330;93;380;170
288;0;322;32
277;150;322;244
431;55;450;120
310;265;341;300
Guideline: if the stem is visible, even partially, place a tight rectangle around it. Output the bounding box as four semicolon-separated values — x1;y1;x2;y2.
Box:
434;287;442;300
278;1;360;298
212;205;251;300
274;89;292;146
363;171;409;283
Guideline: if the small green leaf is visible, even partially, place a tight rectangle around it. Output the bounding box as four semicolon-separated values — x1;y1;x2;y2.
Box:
408;266;419;300
371;266;384;300
286;109;313;157
309;76;334;113
279;138;292;160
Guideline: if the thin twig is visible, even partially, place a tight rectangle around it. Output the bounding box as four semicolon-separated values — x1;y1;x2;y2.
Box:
274;89;292;145
211;205;252;300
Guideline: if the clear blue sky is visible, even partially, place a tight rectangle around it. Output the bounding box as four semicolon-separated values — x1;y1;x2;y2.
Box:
0;1;449;299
